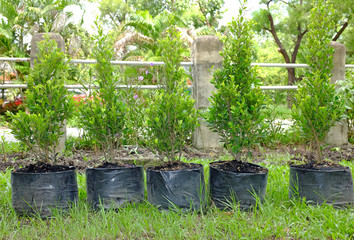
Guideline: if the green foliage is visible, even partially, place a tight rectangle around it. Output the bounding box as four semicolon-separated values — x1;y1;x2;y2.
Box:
137;0;192;17
7;35;74;162
252;0;352;96
97;0;134;28
118;11;192;61
145;26;198;161
255;39;289;106
337;76;354;143
260;106;305;147
255;39;288;85
0;0;85;83
194;0;225;28
65;135;97;153
252;0;312;54
78;22;127;162
99;0;224;61
292;1;345;162
205;3;267;160
0;136;24;154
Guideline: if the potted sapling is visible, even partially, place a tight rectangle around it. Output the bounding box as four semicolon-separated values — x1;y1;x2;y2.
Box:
7;33;78;217
145;26;203;211
79;23;144;210
205;3;268;210
289;1;353;206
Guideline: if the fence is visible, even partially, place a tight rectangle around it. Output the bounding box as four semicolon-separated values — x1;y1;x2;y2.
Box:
0;34;352;148
0;58;352;91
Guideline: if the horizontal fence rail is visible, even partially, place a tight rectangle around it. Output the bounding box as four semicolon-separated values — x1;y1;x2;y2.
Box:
0;57;352;91
0;84;189;90
0;57;193;67
0;57;353;68
0;84;296;90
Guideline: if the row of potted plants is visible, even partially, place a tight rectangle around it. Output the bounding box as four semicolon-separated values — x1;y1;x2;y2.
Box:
7;1;353;217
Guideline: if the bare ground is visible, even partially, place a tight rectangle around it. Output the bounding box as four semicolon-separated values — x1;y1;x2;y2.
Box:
0;144;352;173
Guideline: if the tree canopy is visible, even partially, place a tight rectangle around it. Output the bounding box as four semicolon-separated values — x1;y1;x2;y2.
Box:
0;0;352;82
252;0;352;88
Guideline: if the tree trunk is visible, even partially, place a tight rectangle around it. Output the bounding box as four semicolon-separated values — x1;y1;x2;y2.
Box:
286;68;296;108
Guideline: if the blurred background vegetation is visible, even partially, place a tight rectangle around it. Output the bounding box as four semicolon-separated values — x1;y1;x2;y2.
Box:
0;0;352;143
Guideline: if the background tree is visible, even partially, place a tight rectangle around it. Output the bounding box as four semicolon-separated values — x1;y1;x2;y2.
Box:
194;0;225;28
114;11;195;61
94;0;134;29
90;0;225;60
135;0;192;17
0;0;81;53
0;0;84;81
252;0;353;106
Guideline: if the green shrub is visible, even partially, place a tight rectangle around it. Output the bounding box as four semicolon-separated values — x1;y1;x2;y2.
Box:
291;1;345;162
7;34;74;162
78;22;127;162
205;3;267;160
145;26;198;161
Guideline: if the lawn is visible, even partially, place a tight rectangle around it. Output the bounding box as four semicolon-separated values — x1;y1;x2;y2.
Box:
0;154;353;239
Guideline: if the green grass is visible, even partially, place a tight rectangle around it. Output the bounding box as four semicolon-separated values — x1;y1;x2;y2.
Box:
0;155;353;239
264;104;292;120
0;139;23;154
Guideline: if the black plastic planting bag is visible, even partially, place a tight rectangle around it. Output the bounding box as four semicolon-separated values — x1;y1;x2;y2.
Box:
209;163;268;210
11;169;78;217
86;166;144;210
289;166;354;206
146;164;205;211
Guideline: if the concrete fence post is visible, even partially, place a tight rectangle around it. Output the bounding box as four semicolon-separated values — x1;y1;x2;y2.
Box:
324;41;348;145
191;36;223;149
30;33;67;153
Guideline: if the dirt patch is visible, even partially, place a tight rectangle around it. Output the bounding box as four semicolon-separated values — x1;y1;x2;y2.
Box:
251;144;354;164
0;145;227;173
211;160;268;173
0;144;352;173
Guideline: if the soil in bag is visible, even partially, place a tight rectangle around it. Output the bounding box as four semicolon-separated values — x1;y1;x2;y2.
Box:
14;162;74;173
212;160;268;173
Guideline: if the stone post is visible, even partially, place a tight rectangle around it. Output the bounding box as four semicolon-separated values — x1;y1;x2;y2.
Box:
324;41;348;145
30;33;67;153
30;33;66;68
192;36;223;149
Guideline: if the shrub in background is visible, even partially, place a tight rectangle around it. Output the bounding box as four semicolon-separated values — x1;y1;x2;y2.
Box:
7;35;73;162
337;77;354;143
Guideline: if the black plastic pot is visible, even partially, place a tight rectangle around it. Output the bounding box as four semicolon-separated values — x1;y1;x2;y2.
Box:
146;163;205;211
209;162;268;210
11;168;78;217
86;166;144;210
289;165;354;206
